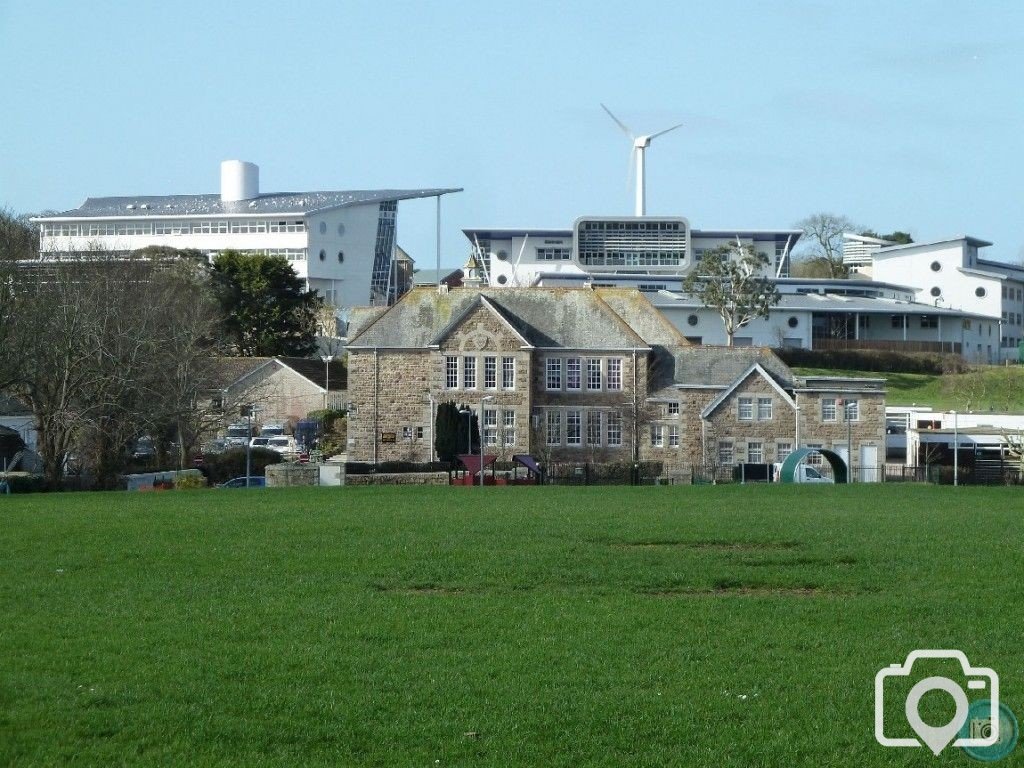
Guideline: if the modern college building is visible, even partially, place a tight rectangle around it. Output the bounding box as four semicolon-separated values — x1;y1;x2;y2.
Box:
459;216;1007;361
32;160;460;309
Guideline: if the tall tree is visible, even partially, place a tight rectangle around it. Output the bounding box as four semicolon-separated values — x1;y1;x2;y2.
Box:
684;244;781;347
0;207;39;261
434;401;478;463
211;250;322;357
794;212;859;278
6;254;220;487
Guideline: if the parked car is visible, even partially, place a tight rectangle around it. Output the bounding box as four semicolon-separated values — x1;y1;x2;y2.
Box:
216;476;267;488
260;423;286;438
249;437;271;449
225;422;254;447
266;436;298;457
132;437;156;460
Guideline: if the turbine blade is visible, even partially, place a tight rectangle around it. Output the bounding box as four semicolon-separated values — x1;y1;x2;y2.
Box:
648;122;684;140
601;103;634;138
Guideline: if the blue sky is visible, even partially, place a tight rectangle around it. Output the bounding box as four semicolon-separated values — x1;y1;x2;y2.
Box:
2;0;1022;268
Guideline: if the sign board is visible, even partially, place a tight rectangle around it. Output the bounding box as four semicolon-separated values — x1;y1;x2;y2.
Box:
380;432;397;444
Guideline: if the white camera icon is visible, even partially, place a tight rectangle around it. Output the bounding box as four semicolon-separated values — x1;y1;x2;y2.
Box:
875;650;999;754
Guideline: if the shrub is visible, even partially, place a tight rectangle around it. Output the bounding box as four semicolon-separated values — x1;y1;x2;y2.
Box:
201;448;282;484
774;347;970;375
174;472;208;490
2;474;48;494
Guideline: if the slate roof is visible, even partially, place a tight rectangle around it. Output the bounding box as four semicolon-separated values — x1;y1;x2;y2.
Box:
347;287;652;350
40;188;461;219
207;356;345;391
278;357;347;390
668;346;794;389
595;288;689;347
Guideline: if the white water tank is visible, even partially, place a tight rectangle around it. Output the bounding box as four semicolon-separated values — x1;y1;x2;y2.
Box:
220;160;259;202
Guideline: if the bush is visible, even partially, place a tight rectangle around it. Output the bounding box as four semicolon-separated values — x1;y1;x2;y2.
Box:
774;347;970;375
201;448;282;484
174;472;208;490
344;461;453;475
1;474;48;494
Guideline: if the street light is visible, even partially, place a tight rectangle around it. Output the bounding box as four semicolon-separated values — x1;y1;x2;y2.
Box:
949;409;959;487
321;354;334;410
480;395;494;487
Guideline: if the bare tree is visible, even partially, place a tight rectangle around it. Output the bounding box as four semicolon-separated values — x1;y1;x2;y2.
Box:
794;213;859;278
6;252;222;487
684;244;781;346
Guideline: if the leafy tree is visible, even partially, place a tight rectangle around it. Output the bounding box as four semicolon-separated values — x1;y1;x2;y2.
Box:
684;244;781;347
859;230;914;245
794;212;859;278
132;245;208;263
211;250;322;357
434;400;479;463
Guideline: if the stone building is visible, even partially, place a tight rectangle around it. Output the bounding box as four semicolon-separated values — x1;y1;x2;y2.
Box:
344;286;886;478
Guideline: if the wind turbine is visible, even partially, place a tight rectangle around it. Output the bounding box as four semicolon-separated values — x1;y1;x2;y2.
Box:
601;104;683;217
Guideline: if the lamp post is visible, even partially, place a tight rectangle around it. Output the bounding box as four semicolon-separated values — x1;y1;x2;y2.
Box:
950;410;959;487
321;354;334;410
480;395;494;487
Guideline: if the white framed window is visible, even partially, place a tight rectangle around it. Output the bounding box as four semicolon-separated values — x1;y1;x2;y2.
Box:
566;410;582;446
777;442;793;462
606;412;623;447
546;410;561;446
484;356;497;389
650;424;664;447
757;397;772;420
482;408;498;446
153;221;189;235
667;401;680;417
536;247;571;260
463;356;477;389
546;358;562;390
607;359;623;391
402;426;412;440
821;398;837;422
718;441;734;466
502;409;516;446
748;441;763;463
738;397;753;421
806;443;824;466
268;220;306;233
415;426;424;440
669;425;680;448
843;399;860;422
566;357;582;390
586;411;602;446
445;356;458;389
502;357;515;390
586;358;602;390
87;223;116;236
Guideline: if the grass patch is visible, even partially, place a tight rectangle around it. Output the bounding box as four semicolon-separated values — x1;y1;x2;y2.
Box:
794;364;1024;411
1;485;1022;766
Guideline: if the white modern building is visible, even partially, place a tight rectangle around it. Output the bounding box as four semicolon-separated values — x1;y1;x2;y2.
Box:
32;160;461;309
841;232;896;277
870;236;1024;361
463;217;1000;360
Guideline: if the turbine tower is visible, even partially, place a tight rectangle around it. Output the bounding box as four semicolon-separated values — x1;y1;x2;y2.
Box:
601;104;682;217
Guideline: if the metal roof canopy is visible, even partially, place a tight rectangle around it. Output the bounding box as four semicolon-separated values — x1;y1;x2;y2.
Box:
779;448;849;484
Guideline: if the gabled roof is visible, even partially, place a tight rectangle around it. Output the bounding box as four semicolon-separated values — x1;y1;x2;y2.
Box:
595;288;689;347
207;357;277;390
346;287;653;351
428;294;534;348
277;357;347;391
671;346;795;389
36;188;461;220
700;362;796;419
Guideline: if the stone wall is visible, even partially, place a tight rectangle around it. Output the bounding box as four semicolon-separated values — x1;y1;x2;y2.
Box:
265;463;319;487
344;472;449;486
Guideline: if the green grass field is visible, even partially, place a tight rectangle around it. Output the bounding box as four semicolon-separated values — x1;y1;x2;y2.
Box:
2;486;1022;766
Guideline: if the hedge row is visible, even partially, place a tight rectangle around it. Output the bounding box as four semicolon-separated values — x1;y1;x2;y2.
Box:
774;347;970;375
